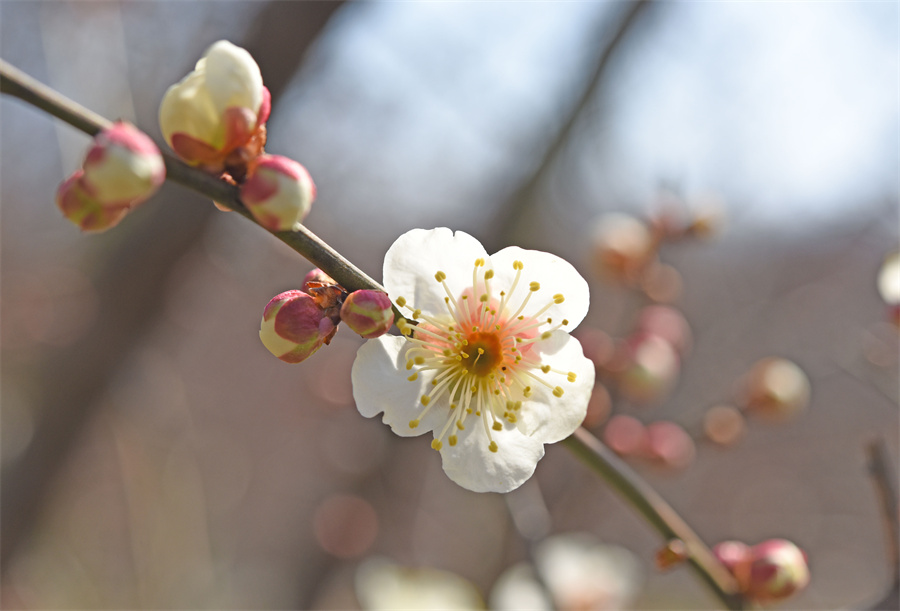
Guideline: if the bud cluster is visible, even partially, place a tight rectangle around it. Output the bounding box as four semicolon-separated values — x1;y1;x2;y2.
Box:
159;40;316;232
259;269;395;364
56;122;165;231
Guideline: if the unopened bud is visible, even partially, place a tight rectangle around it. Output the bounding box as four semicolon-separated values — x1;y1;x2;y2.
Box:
341;290;395;339
745;539;810;603
259;290;336;363
741;357;810;421
81;121;165;206
240;155;315;231
56;170;129;232
159;40;270;174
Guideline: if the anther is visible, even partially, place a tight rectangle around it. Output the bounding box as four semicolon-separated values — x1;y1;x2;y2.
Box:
420;396;431;406
489;441;499;453
553;294;565;304
553;386;565;397
406;360;414;370
567;372;577;382
396;296;407;307
409;419;419;429
414;356;425;365
431;440;443;451
474;258;485;267
435;271;447;282
529;282;541;292
562;319;569;326
513;261;524;270
448;435;458;446
408;373;419;381
541;331;552;340
492;421;502;431
541;365;551;374
413;309;422;319
484;269;495;280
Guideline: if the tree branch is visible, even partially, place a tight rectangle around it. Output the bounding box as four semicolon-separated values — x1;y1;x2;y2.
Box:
0;56;743;610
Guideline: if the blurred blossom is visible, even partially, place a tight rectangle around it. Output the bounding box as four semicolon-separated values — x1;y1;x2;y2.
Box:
492;533;642;611
313;494;378;559
352;228;594;493
355;558;484;610
638;262;683;304
575;328;615;371
635;305;692;357
703;405;746;446
745;539;810;603
740;357;811;421
617;334;680;404
159;40;270;179
590;214;657;286
602;414;649;458
877;252;899;305
646;421;695;470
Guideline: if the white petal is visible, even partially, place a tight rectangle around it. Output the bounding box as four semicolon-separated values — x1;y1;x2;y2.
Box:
489;246;590;330
202;40;264;115
158;70;220;145
383;228;489;317
351;335;447;437
439;424;545;493
516;332;594;444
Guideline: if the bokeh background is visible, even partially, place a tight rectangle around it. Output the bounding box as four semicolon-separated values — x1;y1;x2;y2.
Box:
1;1;898;609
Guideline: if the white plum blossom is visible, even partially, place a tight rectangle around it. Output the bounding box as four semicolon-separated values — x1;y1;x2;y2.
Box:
351;228;595;493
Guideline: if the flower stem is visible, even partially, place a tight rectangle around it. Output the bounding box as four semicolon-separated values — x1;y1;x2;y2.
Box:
1;57;743;610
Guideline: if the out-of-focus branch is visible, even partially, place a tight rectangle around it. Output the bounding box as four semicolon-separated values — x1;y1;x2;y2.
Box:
865;438;899;610
0;57;744;610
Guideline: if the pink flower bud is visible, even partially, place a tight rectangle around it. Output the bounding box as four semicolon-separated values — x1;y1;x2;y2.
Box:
745;539;810;603
159;40;269;174
340;290;395;339
81;121;165;207
56;170;129;232
240;155;316;231
259;290;336;363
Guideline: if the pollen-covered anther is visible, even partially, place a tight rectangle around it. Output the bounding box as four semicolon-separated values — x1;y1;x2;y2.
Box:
488;442;499;453
396;296;407;307
421;396;431;406
449;435;458;446
529;282;541;292
409;419;420;429
431;440;443;451
492;422;502;431
541;365;552;374
435;271;447;282
567;372;577;382
553;386;565;397
408;373;418;381
553;293;565;304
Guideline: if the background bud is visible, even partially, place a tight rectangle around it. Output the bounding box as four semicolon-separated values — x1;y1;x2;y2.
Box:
713;541;752;591
617;334;680;404
259;290;336;363
340;290;395;339
240;155;316;231
741;357;811;421
745;539;810;602
591;213;657;284
81;121;165;206
303;268;337;293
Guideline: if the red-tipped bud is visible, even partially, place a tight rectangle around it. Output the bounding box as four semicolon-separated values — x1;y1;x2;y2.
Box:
745;539;810;603
81;121;165;206
159;40;269;174
56;170;129;232
741;357;810;421
240;155;315;231
259;290;336;363
340;290;394;339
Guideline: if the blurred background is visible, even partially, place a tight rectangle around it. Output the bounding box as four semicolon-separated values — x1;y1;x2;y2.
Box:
1;1;897;609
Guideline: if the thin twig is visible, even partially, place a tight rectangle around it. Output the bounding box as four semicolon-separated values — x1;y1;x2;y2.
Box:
1;57;743;610
865;438;899;610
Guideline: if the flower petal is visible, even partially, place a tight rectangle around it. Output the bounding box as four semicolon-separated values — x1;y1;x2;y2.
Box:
383;228;489;317
516;332;594;444
439;424;545;493
351;335;446;437
489;246;590;330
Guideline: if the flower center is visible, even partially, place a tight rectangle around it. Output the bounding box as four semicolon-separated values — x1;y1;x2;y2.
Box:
463;332;503;377
393;257;577;454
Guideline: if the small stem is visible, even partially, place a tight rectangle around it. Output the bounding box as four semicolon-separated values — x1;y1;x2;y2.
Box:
1;57;742;610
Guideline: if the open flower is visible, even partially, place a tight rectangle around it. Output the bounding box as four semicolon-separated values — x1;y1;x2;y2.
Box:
351;228;594;492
